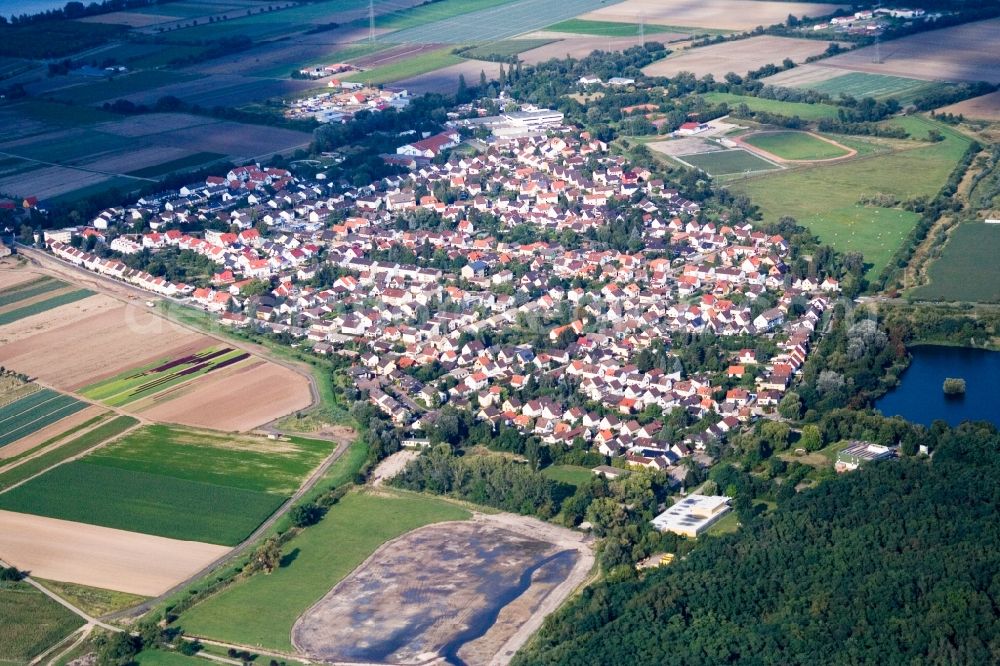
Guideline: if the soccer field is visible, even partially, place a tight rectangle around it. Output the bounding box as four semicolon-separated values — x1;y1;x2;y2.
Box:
678;149;781;176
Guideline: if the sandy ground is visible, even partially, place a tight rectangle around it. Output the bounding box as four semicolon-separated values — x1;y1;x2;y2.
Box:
0;405;104;462
0;262;40;290
137;359;312;432
643;36;838;79
292;512;592;666
0;297;210;390
819;18;1000;84
370;450;419;487
0;510;229;596
396;60;504;95
938;91;1000;122
580;0;848;31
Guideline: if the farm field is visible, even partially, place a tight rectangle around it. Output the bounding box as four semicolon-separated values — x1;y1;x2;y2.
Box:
700;92;841;121
734;118;971;275
0;580;84;665
459;39;555;60
0;461;285;546
821;17;1000;84
292;518;585;665
179;491;471;650
787;71;942;105
742;131;851;160
0;276;65;307
0;509;229;596
344;48;464;85
86;425;335;496
910;222;1000;303
644;36;838;79
0;289;94;326
0;415;138;493
0;388;88;449
517;34;666;64
679;149;781;176
938;91;1000;122
394;59;504;95
375;0;518;31
125;151;226;178
579;0;848;31
546;19;692;37
0;408;107;464
381;0;615;44
44;70;203;105
81;346;253;407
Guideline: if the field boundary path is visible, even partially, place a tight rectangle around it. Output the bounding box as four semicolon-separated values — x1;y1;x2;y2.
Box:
102;432;354;622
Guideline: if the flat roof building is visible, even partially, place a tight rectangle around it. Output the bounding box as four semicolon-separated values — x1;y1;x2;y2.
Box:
651;494;731;537
835;440;895;473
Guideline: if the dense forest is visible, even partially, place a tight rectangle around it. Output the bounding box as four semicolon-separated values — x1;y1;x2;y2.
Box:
515;421;1000;666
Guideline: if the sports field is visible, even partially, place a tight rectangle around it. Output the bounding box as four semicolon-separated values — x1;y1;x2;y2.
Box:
180;490;470;650
911;222;1000;303
700;92;841;121
679;149;781;176
0;389;87;449
735;118;971;275
0;581;84;664
743;131;850;161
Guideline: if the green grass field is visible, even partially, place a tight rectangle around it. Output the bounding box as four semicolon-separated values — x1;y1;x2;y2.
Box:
460;39;555;59
541;464;594;487
0;416;132;493
546;18;690;37
87;425;334;496
125;152;225;178
344;48;464;85
47;71;202;105
700;92;841;121
743;131;850;160
35;579;146;618
133;650;201;666
911;222;1000;303
735;117;971;276
680;149;780;176
80;346;250;407
797;72;943;106
0;289;93;326
179;491;470;649
0;461;283;546
0;581;84;664
375;0;518;30
0;389;87;448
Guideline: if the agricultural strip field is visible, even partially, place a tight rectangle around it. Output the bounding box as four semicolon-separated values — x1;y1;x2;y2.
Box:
700;92;841;121
545;19;692;37
733;118;971;276
742;131;850;161
81;346;253;407
0;389;88;449
820;17;1000;84
910;222;1000;303
0;289;93;326
0;416;139;492
0;409;107;465
381;0;617;44
0;461;284;546
579;0;848;32
786;71;943;106
0;510;230;596
459;39;555;60
344;48;464;85
0;580;84;665
179;491;471;650
85;425;335;496
644;36;839;80
125;151;226;178
677;149;781;176
0;276;64;307
44;71;203;106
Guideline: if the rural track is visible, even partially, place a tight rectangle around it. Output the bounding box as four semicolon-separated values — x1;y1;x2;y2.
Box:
102;432;354;622
0;556;119;632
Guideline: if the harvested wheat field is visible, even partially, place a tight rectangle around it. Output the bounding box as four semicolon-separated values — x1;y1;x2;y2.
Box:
0;297;209;389
939;91;1000;121
821;18;1000;84
644;36;837;79
0;405;103;461
136;360;312;431
580;0;847;31
0;509;229;596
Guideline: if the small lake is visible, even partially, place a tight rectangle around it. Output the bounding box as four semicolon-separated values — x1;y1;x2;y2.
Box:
876;345;1000;427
